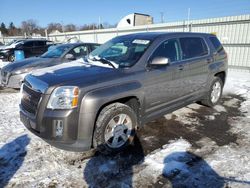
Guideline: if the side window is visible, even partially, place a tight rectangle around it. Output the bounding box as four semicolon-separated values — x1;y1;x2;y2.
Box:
209;36;224;53
91;44;100;51
23;41;33;48
68;45;88;58
180;37;208;59
34;41;45;47
150;39;180;62
46;41;54;46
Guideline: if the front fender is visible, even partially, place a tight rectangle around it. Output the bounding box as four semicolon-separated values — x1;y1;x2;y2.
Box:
76;81;144;143
80;81;143;114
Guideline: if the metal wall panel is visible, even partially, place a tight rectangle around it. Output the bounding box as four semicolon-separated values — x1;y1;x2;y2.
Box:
1;14;249;70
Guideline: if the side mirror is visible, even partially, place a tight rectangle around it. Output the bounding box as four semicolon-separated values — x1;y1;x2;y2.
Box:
65;53;76;60
150;57;170;66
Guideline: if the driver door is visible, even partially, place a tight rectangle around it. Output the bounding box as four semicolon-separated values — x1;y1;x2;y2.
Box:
143;38;188;116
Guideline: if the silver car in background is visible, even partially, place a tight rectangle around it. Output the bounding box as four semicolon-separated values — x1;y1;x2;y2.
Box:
0;42;100;88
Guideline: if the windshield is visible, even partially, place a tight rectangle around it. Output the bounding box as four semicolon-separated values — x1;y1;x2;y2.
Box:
41;45;71;58
89;37;151;68
6;40;17;46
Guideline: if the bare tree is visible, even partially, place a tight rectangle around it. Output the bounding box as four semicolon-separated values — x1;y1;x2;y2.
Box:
102;22;117;29
47;22;63;34
21;19;39;36
8;22;21;36
64;24;77;32
79;23;98;31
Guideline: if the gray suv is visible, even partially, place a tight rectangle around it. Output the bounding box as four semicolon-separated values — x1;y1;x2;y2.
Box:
19;32;228;154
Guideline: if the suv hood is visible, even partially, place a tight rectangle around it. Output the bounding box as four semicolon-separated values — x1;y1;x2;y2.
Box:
27;61;122;93
2;57;57;73
0;42;19;50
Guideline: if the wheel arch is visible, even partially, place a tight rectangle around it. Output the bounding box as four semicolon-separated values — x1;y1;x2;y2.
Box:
214;71;226;86
78;82;144;148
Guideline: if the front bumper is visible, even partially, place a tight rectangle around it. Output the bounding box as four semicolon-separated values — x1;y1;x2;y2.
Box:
1;73;27;88
20;104;93;151
0;52;9;61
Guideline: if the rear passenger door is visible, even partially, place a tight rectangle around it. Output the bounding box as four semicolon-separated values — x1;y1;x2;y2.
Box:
33;41;46;56
179;37;210;94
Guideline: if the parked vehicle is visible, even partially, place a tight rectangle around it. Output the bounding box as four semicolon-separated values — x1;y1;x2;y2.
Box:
0;39;53;62
0;39;25;50
19;32;228;154
0;42;100;88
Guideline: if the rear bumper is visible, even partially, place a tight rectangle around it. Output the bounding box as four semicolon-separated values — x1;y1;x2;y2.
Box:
20;105;93;152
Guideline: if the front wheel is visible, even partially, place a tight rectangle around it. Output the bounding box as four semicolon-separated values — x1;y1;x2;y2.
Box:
201;77;223;107
93;103;137;155
8;54;15;62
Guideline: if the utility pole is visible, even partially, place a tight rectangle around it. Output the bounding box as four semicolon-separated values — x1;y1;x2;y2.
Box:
187;8;191;31
61;20;66;40
160;12;165;23
98;16;101;29
45;29;48;39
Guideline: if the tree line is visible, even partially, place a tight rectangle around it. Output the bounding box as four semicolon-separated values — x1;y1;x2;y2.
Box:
0;19;116;37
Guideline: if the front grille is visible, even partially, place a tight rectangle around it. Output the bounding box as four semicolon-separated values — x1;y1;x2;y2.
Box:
21;84;42;116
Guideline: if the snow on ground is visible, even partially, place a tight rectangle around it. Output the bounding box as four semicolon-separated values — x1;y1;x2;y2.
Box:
0;70;250;187
0;61;10;69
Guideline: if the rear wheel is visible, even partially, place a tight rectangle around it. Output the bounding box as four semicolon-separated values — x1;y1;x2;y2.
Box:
201;77;223;107
93;103;137;155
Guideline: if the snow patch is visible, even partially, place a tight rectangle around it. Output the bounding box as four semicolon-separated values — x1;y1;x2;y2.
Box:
0;70;250;187
213;104;227;112
0;61;10;69
143;139;191;178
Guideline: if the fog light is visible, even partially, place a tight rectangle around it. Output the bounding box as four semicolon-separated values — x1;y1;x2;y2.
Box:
54;120;63;137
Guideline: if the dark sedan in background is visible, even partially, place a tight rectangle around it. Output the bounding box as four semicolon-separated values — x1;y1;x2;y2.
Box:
0;39;53;62
0;42;100;88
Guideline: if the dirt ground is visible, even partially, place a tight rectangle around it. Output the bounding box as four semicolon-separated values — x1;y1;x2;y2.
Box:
0;71;250;188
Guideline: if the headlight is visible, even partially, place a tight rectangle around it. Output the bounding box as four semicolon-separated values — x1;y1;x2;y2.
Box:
14;68;33;74
1;49;10;53
47;86;79;109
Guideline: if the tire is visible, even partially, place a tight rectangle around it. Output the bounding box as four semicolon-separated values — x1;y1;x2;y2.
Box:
201;77;223;107
8;54;15;62
93;102;137;155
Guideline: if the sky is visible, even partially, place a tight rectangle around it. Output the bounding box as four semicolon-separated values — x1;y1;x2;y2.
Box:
0;0;250;27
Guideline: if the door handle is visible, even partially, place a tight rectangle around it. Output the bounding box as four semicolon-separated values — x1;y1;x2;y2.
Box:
178;64;184;70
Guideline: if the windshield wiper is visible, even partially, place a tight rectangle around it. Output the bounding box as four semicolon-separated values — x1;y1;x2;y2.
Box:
89;55;118;69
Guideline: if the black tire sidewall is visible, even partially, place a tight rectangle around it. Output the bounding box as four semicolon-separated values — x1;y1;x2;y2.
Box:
94;103;137;154
9;54;15;62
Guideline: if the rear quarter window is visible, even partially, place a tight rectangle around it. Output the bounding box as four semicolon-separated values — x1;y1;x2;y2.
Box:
92;44;100;50
23;41;34;48
34;41;46;46
209;36;224;53
46;41;54;45
180;37;208;59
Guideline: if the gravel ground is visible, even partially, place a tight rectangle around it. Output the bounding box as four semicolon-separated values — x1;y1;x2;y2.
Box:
0;70;250;188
